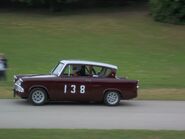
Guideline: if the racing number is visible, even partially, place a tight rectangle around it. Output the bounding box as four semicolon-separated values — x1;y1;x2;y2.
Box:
80;85;85;94
71;85;76;93
64;85;86;94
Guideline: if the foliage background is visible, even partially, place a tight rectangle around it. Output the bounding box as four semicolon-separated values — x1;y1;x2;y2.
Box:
150;0;185;24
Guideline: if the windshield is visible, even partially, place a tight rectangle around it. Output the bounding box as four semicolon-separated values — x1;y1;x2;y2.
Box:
52;63;64;76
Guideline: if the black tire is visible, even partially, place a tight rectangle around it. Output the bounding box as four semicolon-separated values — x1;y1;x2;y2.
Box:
29;88;47;106
104;91;120;106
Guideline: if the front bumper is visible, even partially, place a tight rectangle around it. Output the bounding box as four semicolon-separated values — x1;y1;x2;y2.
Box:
14;84;24;93
13;84;24;98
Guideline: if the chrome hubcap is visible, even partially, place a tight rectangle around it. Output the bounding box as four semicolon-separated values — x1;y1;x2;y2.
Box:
106;92;119;105
32;90;45;104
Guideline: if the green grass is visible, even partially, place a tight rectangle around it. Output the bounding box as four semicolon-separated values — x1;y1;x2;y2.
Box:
137;88;185;100
0;129;185;139
0;7;185;97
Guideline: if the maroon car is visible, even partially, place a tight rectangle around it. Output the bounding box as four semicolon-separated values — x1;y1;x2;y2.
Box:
13;60;139;106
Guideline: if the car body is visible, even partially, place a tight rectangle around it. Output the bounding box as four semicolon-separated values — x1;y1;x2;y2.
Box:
13;60;139;106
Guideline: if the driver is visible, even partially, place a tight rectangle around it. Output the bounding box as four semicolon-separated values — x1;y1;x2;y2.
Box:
73;65;82;76
72;65;85;76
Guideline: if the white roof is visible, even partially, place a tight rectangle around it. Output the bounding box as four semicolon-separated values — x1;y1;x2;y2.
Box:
60;60;118;69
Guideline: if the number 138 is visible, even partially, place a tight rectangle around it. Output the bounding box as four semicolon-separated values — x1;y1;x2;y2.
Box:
64;85;86;94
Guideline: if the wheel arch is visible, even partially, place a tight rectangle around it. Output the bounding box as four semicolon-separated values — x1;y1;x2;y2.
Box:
29;85;50;99
103;88;123;99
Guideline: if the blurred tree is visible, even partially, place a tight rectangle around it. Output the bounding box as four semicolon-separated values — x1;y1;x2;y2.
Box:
150;0;185;24
1;0;184;24
0;0;136;9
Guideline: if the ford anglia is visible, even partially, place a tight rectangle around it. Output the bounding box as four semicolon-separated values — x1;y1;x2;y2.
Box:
13;60;139;106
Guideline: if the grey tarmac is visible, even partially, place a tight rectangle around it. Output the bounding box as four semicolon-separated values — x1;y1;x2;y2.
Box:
0;99;185;130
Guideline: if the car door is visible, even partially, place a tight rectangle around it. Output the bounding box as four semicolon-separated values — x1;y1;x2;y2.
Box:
55;64;106;102
55;64;92;101
60;76;92;101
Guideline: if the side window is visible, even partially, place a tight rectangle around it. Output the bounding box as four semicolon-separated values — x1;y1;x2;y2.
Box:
62;64;116;78
62;65;73;76
104;68;112;77
93;66;102;74
72;64;86;77
91;66;115;78
84;66;91;76
90;66;103;77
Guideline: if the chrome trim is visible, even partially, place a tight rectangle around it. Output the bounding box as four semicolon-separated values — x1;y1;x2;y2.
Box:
15;79;22;86
14;84;24;93
58;62;67;77
19;78;23;82
14;78;24;93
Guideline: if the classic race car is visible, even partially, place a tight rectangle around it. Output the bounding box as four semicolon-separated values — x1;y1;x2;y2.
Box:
14;60;139;106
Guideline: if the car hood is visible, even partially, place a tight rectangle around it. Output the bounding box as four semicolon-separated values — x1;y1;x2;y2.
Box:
24;74;56;79
15;74;57;81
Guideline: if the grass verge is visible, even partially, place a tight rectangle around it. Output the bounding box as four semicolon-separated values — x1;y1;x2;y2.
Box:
0;129;185;139
0;84;13;99
137;88;185;100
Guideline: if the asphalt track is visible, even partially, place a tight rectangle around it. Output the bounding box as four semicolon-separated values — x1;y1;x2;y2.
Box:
0;99;185;130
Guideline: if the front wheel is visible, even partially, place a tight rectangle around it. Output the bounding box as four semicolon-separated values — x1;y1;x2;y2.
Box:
104;91;120;106
29;88;47;105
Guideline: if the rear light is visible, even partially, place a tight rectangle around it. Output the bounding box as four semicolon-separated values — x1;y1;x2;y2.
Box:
137;80;139;89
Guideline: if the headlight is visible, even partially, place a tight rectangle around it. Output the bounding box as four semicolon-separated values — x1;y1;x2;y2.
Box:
15;78;23;86
14;78;24;93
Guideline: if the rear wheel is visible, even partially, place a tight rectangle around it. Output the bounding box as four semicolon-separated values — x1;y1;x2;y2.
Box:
104;91;120;106
29;88;47;105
